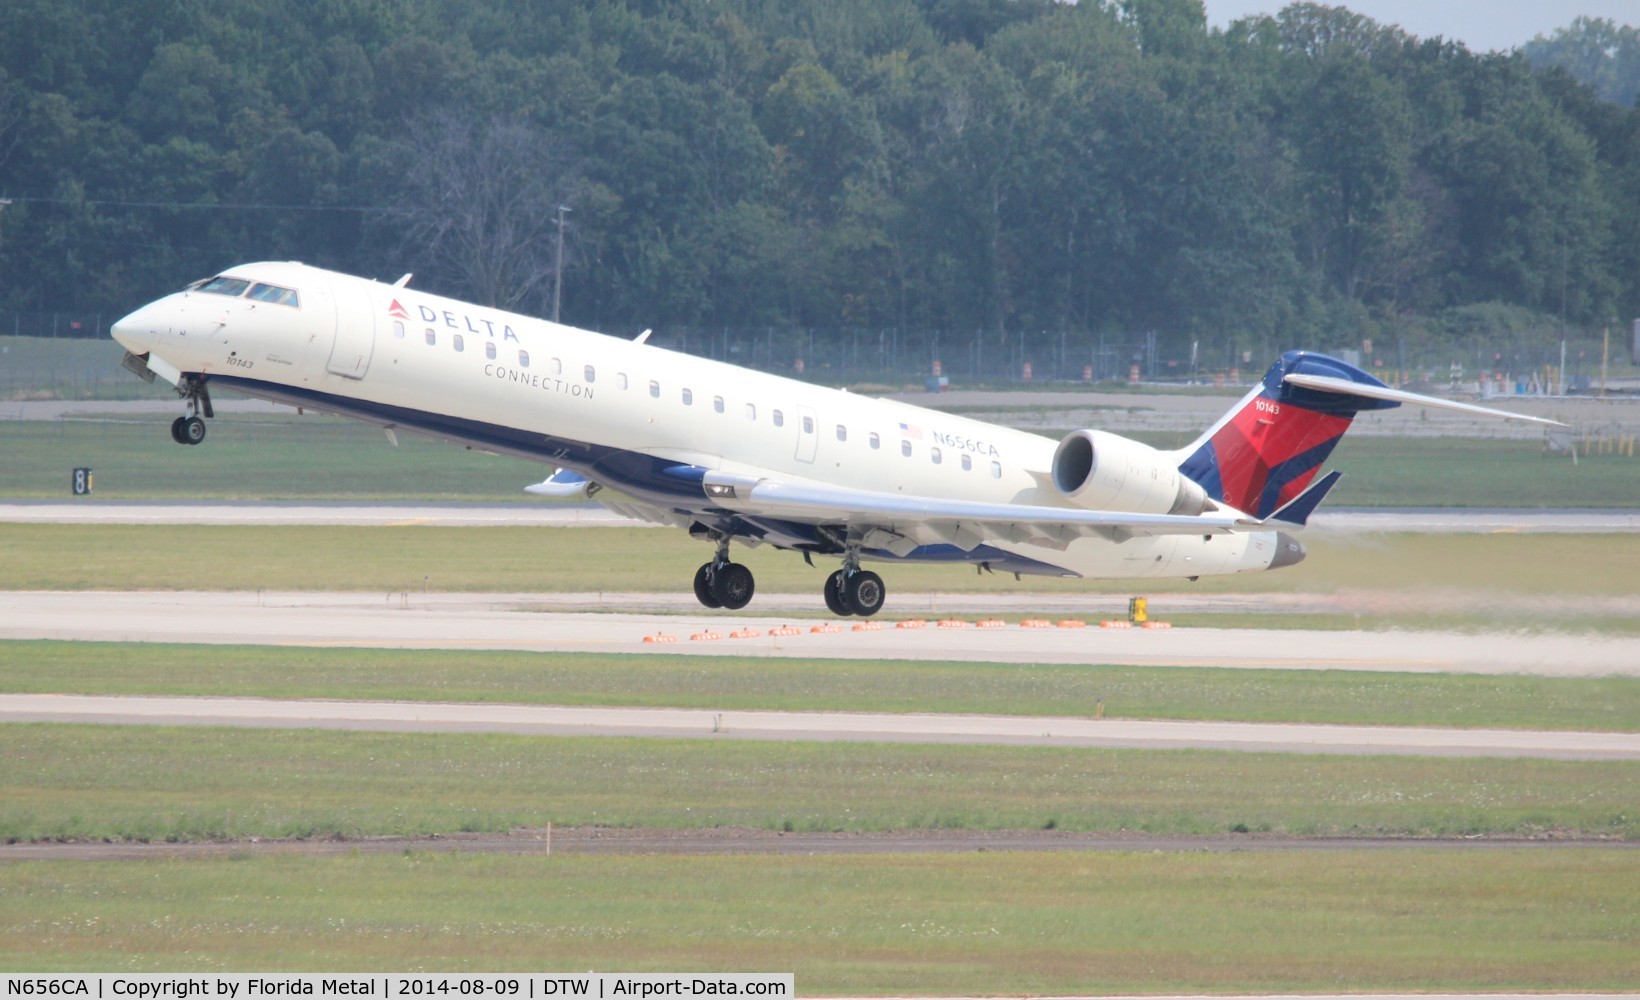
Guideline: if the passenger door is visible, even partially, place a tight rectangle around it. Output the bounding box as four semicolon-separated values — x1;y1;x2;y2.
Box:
325;276;376;379
795;405;819;463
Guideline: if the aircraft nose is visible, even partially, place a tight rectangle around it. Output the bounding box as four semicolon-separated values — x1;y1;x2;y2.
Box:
110;303;160;354
1269;531;1306;569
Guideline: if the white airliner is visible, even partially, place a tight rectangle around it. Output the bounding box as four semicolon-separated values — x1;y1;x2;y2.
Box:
110;261;1559;617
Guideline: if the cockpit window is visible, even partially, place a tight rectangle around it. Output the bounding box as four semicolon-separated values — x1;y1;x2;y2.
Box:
188;275;299;307
247;282;300;307
194;276;252;297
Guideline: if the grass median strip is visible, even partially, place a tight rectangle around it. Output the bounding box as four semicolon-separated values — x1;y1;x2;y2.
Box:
2;849;1634;991
0;415;539;501
2;725;1634;842
3;640;1637;731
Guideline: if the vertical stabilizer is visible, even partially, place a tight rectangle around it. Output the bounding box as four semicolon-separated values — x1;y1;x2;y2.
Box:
1176;351;1396;519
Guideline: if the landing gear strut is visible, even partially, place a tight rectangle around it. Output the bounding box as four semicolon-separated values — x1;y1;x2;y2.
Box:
692;534;755;611
169;375;213;446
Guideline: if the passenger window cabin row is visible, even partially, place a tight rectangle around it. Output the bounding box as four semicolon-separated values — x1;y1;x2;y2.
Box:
394;319;1003;478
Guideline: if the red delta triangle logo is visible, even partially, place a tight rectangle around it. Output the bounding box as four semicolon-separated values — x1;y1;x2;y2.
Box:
385;293;524;342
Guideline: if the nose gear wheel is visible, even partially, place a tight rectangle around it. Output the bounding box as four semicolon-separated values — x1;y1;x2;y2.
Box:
168;376;213;446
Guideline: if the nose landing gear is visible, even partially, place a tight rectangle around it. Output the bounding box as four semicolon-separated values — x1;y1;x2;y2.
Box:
170;415;207;445
169;375;213;446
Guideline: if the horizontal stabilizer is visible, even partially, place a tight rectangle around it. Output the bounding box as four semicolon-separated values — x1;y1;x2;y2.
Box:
1267;469;1342;527
1282;373;1565;427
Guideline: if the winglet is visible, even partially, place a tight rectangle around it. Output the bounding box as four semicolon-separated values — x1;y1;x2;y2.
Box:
1267;469;1342;527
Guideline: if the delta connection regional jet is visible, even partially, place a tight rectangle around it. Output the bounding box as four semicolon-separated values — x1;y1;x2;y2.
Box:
111;261;1559;617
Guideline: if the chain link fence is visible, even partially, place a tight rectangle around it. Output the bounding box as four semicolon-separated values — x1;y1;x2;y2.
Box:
1;312;109;340
1;316;133;398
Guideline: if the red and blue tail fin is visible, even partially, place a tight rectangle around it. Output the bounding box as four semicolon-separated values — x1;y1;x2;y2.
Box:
1176;351;1397;520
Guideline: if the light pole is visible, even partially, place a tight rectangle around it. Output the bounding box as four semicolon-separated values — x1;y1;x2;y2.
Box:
553;204;571;324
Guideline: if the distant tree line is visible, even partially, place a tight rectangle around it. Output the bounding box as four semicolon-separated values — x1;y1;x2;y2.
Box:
1525;16;1640;110
1;0;1637;369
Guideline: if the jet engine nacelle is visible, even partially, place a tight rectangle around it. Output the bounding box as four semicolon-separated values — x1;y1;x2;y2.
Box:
1050;429;1212;516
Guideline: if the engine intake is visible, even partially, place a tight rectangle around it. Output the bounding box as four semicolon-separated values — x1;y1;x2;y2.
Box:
1051;429;1212;516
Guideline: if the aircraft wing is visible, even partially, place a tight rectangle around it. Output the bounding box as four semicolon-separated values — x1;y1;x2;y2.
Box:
697;470;1251;554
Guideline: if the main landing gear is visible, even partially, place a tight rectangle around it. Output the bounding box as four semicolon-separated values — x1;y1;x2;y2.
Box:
687;536;888;618
168;375;213;446
822;558;886;618
693;536;756;611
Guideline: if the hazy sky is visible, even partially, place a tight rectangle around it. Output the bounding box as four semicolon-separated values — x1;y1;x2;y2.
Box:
1202;0;1638;53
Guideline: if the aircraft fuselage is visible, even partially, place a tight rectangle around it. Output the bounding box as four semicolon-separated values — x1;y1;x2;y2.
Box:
112;261;1295;613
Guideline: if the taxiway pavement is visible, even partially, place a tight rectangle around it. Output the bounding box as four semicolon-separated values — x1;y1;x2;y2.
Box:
3;500;1637;532
3;693;1633;759
0;499;636;526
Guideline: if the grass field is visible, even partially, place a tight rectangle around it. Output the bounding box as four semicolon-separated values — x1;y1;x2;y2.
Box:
3;410;1637;504
5;347;1637;989
3;849;1635;991
3;640;1635;732
1324;433;1640;506
3;725;1635;841
0;337;135;399
4;524;1639;604
0;415;538;500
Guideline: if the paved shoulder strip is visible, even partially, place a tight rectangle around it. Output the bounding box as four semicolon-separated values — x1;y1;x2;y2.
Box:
2;694;1635;760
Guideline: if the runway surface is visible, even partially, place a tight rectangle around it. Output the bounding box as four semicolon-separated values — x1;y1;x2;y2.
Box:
3;499;1638;531
3;589;1636;676
0;499;637;526
4;692;1633;759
